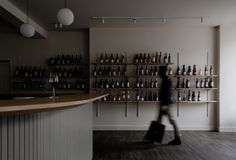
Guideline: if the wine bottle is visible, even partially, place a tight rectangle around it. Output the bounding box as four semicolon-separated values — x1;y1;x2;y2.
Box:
122;91;126;101
210;65;214;75
186;79;190;88
154;78;158;88
155;52;159;63
196;78;200;88
177;77;180;88
136;92;140;101
168;67;173;75
136;65;139;75
126;91;130;100
140;65;144;75
105;53;109;63
192;91;196;101
140;91;144;101
126;79;130;88
178;91;182;101
155;91;159;101
182;91;186;101
209;78;214;88
159;52;163;63
168;53;171;63
136;79;140;88
116;80;120;88
105;79;109;88
182;65;186;75
139;53;143;63
150;66;154;76
121;79;125;88
181;78;185;88
188;90;192;101
140;79;144;88
112;66;116;76
150;79;154;88
187;66;192;75
176;66;181;75
152;53;156;63
145;66;149;75
204;78;209;88
204;65;208;75
145;79;148;88
193;64;197;75
116;53;120;63
163;53;168;64
121;53;125;63
200;79;204;88
123;65;127;76
144;53;147;63
148;53;151;63
110;53;114;63
100;53;104;64
135;54;139;64
197;91;201;101
111;79;115;88
117;66;121;76
154;66;158;76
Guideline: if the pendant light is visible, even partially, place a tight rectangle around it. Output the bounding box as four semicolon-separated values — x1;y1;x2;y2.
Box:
57;0;74;26
20;0;35;38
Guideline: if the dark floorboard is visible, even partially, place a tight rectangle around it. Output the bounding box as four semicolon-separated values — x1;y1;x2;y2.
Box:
93;131;236;160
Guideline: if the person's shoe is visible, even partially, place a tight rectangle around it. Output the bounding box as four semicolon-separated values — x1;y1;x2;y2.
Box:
168;136;181;145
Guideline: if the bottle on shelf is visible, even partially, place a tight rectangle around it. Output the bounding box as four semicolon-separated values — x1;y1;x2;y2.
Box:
143;53;147;63
139;53;143;63
163;53;168;64
178;91;182;101
193;64;197;75
209;78;214;88
100;53;104;64
182;91;186;101
105;53;109;63
121;53;125;63
135;54;139;64
136;78;140;88
145;66;149;75
140;79;144;88
110;53;114;63
123;65;127;76
192;91;196;101
126;79;130;88
140;65;144;75
200;79;204;88
176;66;181;75
150;66;154;76
136;65;140;75
112;66;116;76
116;79;120;88
145;79;148;88
154;91;159;101
204;65;208;75
121;79;125;88
204;78;209;88
186;79;190;88
177;77;181;88
168;66;173;75
159;52;163;63
210;65;214;75
187;66;192;75
152;53;156;63
140;91;144;101
182;65;186;75
197;91;201;101
154;66;158;76
122;91;126;101
154;78;158;88
105;79;109;88
117;66;121;76
111;79;115;88
181;78;185;88
136;92;140;101
148;53;151;63
196;78;200;88
116;53;120;63
150;79;154;88
168;53;171;64
155;52;159;63
126;91;130;101
187;90;192;101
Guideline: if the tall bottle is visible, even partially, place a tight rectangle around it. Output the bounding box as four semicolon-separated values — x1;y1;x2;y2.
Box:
186;79;190;88
182;65;186;75
187;90;192;101
177;91;182;101
110;53;114;63
168;53;171;64
204;65;208;75
193;64;197;75
177;77;181;88
197;91;201;101
196;78;200;88
116;53;120;63
121;53;125;63
105;53;109;63
187;66;192;75
145;66;149;75
163;53;168;64
154;78;158;88
204;78;209;88
192;91;196;101
100;53;104;64
135;54;139;64
209;78;214;88
210;65;214;75
176;66;181;75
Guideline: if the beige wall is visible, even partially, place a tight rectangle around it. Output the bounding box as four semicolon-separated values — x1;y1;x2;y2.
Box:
90;27;218;130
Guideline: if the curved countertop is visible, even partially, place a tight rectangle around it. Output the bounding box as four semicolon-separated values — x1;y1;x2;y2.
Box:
0;93;108;114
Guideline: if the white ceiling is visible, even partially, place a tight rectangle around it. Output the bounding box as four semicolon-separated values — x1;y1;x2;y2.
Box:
7;0;236;30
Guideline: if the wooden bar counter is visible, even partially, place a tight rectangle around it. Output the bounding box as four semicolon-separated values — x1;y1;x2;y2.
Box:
0;93;108;160
0;93;108;114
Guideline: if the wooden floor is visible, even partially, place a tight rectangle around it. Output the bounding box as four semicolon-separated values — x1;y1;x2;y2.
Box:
93;131;236;160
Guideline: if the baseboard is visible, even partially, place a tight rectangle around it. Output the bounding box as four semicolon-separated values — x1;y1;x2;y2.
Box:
219;127;236;132
93;125;216;131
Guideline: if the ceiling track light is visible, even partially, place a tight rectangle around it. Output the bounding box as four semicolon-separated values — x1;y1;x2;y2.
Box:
20;0;35;38
92;16;208;25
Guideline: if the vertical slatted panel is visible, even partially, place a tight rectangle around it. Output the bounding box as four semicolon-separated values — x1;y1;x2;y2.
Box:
8;116;14;160
14;115;20;160
29;114;34;160
33;113;37;160
0;117;2;160
19;114;25;160
2;116;7;160
24;114;30;160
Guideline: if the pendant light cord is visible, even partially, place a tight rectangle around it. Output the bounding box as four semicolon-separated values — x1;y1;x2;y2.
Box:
26;0;29;23
64;0;67;8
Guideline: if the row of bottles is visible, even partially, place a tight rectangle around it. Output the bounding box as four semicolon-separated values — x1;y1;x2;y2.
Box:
52;67;84;78
48;54;82;65
56;81;86;89
134;52;171;64
15;80;47;89
176;78;214;88
93;66;127;76
136;91;159;101
136;78;159;88
176;65;214;76
15;66;47;78
177;90;201;101
98;53;126;64
95;79;130;88
101;91;131;101
136;65;172;76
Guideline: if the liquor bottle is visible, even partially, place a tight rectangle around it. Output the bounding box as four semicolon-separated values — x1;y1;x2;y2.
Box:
177;78;180;88
193;65;197;75
192;91;196;101
121;79;125;88
136;79;140;88
163;53;168;64
145;79;148;88
178;91;182;101
150;79;154;88
199;69;203;76
140;65;144;75
182;65;186;75
126;79;130;88
155;52;159;63
136;92;140;101
126;91;130;101
181;78;185;88
116;80;120;88
100;53;104;64
143;53;147;63
140;79;144;88
63;68;67;77
187;66;192;75
197;91;201;101
105;53;109;63
121;53;125;63
110;53;114;63
145;66;149;75
135;54;139;64
140;91;144;101
159;52;163;63
136;65;139;75
139;53;143;63
111;79;115;88
196;78;200;88
204;78;209;88
122;91;126;101
112;66;116;76
204;65;208;75
108;66;112;76
113;94;117;101
186;79;190;88
116;53;120;63
100;79;104;88
210;65;214;75
187;90;192;101
168;67;173;75
154;78;158;88
154;91;159;101
150;66;154;76
176;66;181;75
200;79;204;88
148;53;151;63
123;65;127;76
98;67;102;76
117;66;121;76
154;66;158;75
182;91;186;101
168;53;171;63
152;53;156;63
118;93;121;101
209;78;214;88
102;66;106;75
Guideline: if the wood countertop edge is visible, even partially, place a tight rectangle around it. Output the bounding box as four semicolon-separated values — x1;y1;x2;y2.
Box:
0;94;108;114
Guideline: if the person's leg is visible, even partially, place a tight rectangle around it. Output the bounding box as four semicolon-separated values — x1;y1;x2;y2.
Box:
157;105;164;123
167;107;181;145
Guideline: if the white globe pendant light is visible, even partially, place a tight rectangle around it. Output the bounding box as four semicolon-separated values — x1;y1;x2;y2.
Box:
20;23;35;38
57;0;74;26
20;0;35;38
